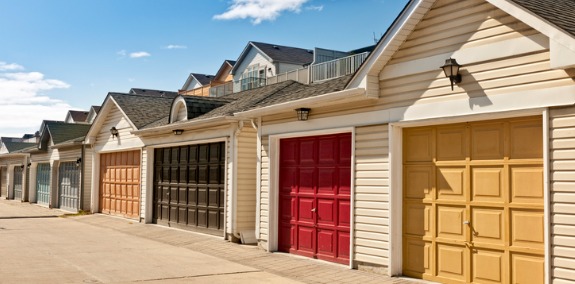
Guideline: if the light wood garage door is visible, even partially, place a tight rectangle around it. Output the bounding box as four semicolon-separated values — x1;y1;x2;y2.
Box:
100;151;140;219
403;116;544;284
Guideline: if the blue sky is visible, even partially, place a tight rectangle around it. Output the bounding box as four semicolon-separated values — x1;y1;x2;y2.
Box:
0;0;409;137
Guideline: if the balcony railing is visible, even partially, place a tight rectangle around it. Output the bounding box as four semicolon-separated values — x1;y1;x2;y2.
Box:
266;68;309;85
209;81;233;97
234;77;267;92
311;52;369;82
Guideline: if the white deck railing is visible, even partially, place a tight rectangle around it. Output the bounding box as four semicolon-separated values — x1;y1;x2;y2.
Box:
266;68;309;85
310;52;369;82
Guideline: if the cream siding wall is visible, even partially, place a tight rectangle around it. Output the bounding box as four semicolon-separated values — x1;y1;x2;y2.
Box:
140;148;147;219
258;135;270;243
354;125;390;267
378;0;573;109
236;127;257;233
94;103;144;152
550;106;575;283
82;146;93;210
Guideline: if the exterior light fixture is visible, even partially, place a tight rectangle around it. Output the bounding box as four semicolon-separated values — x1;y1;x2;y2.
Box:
76;157;82;167
173;129;184;135
440;58;462;91
295;108;311;121
20;165;24;169
110;127;119;138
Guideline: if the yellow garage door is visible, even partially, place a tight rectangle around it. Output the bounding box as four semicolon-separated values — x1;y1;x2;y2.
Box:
403;116;544;284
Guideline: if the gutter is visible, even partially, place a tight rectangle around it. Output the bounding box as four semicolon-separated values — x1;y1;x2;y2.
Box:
234;87;368;118
132;116;241;136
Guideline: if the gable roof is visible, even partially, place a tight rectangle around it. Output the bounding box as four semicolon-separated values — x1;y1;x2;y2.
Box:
349;0;575;89
67;110;89;123
180;73;215;90
213;60;236;82
91;105;101;113
110;92;174;129
3;141;36;152
129;88;179;98
42;121;92;145
231;41;314;75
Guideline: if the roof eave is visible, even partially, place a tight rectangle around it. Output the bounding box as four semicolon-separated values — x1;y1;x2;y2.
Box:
234;87;370;118
132;116;241;137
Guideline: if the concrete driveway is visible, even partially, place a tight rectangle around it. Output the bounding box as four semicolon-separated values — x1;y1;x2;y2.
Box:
0;200;415;284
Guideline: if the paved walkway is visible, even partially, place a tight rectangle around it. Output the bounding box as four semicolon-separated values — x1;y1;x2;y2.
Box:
0;199;419;284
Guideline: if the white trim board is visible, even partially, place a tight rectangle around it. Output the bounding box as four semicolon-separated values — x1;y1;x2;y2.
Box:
261;84;575;135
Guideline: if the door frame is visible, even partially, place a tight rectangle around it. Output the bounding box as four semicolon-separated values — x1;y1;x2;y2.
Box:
387;108;550;283
143;137;229;239
267;127;355;268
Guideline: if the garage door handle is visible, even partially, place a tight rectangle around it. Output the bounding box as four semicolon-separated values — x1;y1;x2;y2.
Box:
463;220;470;225
311;208;316;212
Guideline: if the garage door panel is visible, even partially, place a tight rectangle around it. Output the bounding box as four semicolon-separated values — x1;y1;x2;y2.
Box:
405;203;431;237
318;168;336;194
298;198;315;223
511;253;544;284
337;231;350;259
317;199;335;226
298;226;315;252
317;229;335;256
472;208;504;245
299;139;316;165
338;167;351;195
338;200;350;227
13;166;23;200
405;165;433;200
403;238;431;275
36;163;51;206
59;162;80;212
318;137;337;164
471;123;505;160
510;166;544;204
437;125;468;161
437;167;466;201
298;168;316;193
510;120;543;159
436;244;467;281
472;249;505;284
471;166;504;203
437;206;466;240
404;128;433;162
511;210;544;249
208;188;219;207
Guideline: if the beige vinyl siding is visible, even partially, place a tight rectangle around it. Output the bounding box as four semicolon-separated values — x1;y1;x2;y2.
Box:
236;127;257;233
258;135;270;242
550;106;575;283
57;148;81;162
354;125;390;267
82;146;93;210
95;103;142;150
140;148;146;219
379;0;573;108
1;166;6;197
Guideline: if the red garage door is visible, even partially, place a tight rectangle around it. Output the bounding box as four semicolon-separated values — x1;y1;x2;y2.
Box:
278;133;351;264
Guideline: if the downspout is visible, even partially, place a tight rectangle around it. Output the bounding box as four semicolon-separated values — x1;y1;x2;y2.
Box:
252;118;262;244
232;120;244;240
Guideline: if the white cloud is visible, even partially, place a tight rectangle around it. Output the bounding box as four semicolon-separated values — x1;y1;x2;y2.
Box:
305;5;323;11
0;61;24;71
164;45;187;49
117;50;127;57
129;51;151;58
214;0;309;24
0;66;74;137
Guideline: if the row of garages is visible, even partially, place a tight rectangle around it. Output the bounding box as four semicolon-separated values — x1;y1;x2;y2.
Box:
2;0;574;282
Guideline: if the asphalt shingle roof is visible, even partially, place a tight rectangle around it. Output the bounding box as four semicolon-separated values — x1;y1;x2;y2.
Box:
252;42;314;65
111;93;174;129
129;88;179;98
3;141;36;152
510;0;575;37
45;122;92;144
91;105;102;114
190;73;215;86
68;110;89;122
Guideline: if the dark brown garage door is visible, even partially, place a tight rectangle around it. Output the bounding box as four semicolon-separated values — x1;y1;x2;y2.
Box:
153;142;225;234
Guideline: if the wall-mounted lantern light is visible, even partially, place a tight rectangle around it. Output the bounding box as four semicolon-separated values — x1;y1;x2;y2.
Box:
440;58;462;91
173;129;184;135
27;162;31;167
110;127;119;138
295;108;311;121
20;165;24;169
76;157;82;167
